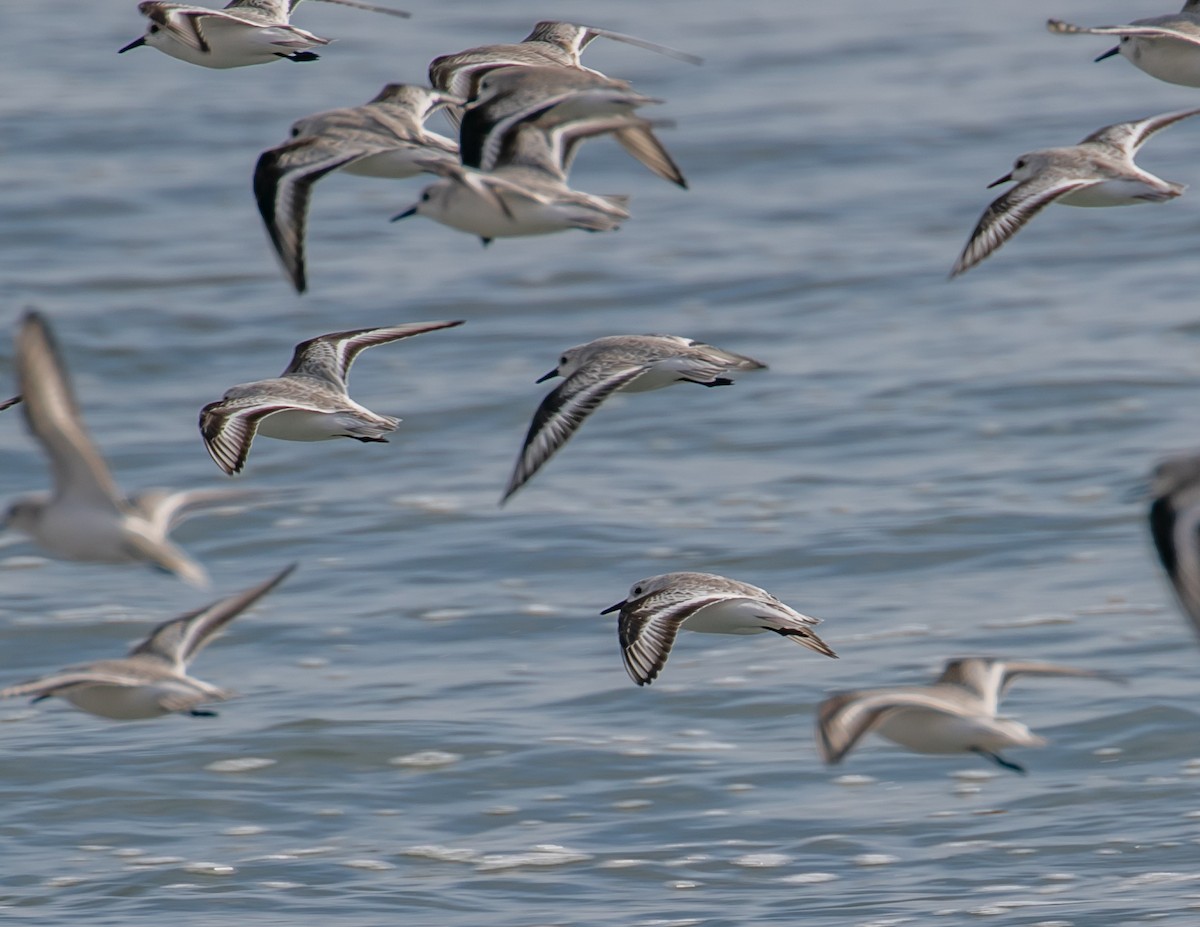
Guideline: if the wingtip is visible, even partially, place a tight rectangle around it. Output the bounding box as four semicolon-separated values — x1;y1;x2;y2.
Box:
813;728;838;766
270;561;300;586
498;481;520;506
180;566;212;590
948;256;971;280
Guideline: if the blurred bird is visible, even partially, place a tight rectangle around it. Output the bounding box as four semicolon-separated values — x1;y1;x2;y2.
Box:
0;565;295;719
1148;453;1200;639
817;658;1121;773
5;311;244;587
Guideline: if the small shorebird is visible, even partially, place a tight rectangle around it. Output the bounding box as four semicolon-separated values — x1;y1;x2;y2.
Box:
199;321;463;475
0;564;295;720
119;0;409;68
429;20;700;124
601;571;835;686
501;334;765;504
392;112;649;244
1048;5;1200;88
254;84;461;293
950;108;1200;277
5;311;243;588
816;658;1120;773
459;65;686;189
1148;453;1200;639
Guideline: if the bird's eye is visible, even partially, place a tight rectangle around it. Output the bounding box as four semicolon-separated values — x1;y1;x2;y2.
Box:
290;127;300;137
421;192;431;201
633;585;643;596
1015;159;1026;169
148;23;159;33
559;355;568;366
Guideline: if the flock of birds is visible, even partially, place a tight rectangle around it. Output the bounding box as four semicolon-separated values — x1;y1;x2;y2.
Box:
3;0;1200;779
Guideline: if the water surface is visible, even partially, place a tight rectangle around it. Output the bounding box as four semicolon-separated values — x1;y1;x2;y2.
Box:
2;2;1199;925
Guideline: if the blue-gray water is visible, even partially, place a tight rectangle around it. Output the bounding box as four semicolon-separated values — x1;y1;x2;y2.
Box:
3;1;1200;924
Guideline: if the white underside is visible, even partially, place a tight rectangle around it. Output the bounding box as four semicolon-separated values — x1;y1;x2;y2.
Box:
257;408;396;442
63;682;192;720
20;502;145;563
1125;39;1200;88
1059;177;1179;207
145;22;324;69
681;598;807;635
420;183;615;238
874;708;1045;754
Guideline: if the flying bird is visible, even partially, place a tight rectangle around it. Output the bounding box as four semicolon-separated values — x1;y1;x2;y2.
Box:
392;113;648;244
1148;453;1200;639
254;84;461;293
429;19;700;125
1048;5;1200;88
817;658;1121;773
602;571;836;686
950;108;1200;277
5;310;244;587
200;321;463;475
0;564;295;720
501;334;765;503
119;0;409;69
459;65;686;189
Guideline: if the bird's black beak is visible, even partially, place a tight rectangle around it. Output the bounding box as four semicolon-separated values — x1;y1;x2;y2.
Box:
119;36;147;53
600;600;626;615
535;369;559;383
987;172;1013;189
390;205;418;222
1095;45;1120;62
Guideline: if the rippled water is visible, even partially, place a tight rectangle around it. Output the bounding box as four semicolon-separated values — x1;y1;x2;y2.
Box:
3;1;1200;924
